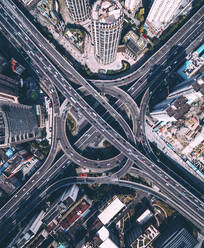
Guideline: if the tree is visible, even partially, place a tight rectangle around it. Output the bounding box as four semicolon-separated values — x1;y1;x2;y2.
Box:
139;8;145;15
103;140;111;147
139;26;144;33
39;139;49;148
135;8;145;22
152;37;160;46
147;43;153;50
41;127;47;138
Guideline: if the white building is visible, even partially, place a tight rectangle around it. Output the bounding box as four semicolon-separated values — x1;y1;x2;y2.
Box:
99;238;119;248
98;197;125;225
21;0;34;5
125;0;140;13
136;209;153;225
65;0;90;22
97;226;119;248
91;0;124;65
145;0;183;36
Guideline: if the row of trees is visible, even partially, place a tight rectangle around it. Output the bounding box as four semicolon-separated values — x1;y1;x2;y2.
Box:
160;15;186;41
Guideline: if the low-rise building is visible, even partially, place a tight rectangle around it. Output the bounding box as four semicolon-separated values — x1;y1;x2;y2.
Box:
26;229;48;248
124;31;147;61
10;58;25;76
60;197;91;230
127;224;160;248
136;209;153;225
96;226;120;248
124;209;157;248
98;197;125;225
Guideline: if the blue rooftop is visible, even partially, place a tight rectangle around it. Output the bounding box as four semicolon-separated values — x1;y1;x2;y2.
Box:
58;244;65;248
6;148;13;158
196;43;204;55
177;60;190;80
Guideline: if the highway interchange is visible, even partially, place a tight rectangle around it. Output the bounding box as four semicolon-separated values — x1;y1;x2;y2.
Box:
0;0;203;244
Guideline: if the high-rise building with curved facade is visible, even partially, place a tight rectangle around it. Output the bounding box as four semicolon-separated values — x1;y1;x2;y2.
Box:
91;0;124;65
65;0;90;22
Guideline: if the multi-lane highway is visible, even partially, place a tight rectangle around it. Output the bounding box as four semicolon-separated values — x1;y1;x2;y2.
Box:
1;0;204;224
0;1;203;244
59;85;139;172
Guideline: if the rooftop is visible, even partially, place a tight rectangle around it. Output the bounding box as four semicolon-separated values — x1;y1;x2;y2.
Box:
60;199;90;229
126;39;140;56
165;96;190;120
97;226;110;241
92;0;123;24
98;197;125;225
99;238;119;248
136;209;153;224
177;43;204;79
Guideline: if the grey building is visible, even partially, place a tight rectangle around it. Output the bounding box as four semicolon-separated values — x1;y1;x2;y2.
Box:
124;222;143;247
168;74;204;100
15;210;45;248
91;0;124;65
0;74;19;103
0;54;7;73
0;101;41;147
65;0;90;22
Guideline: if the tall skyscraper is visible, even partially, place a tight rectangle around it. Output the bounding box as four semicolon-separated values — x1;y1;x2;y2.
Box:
125;0;140;12
168;75;204;100
0;101;40;147
65;0;90;22
145;0;183;36
91;0;124;65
